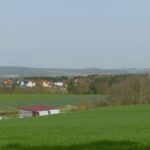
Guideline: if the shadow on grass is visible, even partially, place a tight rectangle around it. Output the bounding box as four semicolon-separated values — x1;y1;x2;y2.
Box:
2;140;150;150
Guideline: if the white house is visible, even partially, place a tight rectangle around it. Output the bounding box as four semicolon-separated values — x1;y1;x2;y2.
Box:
54;82;64;87
20;81;25;86
42;81;52;88
18;105;60;118
26;81;36;87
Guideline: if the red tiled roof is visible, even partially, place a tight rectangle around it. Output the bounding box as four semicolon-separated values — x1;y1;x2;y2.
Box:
18;105;56;112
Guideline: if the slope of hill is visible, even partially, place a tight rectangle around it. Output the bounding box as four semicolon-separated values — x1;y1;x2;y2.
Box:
0;66;150;77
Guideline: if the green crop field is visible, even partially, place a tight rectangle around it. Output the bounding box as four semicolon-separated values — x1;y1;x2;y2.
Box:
0;104;150;150
0;94;106;111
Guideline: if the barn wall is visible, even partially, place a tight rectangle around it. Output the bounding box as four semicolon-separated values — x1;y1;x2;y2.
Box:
19;109;60;118
19;110;33;118
38;111;49;116
49;109;60;115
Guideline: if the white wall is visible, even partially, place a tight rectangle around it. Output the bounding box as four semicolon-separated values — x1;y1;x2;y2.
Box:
19;110;33;118
54;82;64;87
39;110;60;116
38;111;49;116
49;109;60;115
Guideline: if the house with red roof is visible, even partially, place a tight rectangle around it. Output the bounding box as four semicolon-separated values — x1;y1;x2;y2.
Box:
18;105;60;118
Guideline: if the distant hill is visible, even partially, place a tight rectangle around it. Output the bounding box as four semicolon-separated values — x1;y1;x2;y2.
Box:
0;66;150;78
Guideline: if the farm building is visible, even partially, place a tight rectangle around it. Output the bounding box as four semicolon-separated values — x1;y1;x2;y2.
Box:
18;105;60;118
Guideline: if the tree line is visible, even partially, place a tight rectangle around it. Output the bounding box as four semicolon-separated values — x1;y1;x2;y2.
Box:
1;74;150;105
68;74;150;105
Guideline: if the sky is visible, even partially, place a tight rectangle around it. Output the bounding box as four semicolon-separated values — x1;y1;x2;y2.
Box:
0;0;150;69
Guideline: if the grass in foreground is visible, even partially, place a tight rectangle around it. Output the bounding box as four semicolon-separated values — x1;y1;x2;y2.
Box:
0;104;150;150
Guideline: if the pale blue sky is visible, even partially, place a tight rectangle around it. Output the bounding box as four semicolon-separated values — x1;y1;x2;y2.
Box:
0;0;150;69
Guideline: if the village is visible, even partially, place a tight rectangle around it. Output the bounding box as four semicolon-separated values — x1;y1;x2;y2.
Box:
0;76;90;94
0;77;72;94
2;78;65;88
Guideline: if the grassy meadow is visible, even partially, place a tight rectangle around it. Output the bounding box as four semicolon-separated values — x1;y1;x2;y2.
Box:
0;104;150;150
0;94;106;111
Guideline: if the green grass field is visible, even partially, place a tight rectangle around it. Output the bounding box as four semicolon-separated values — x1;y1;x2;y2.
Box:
0;94;106;111
0;104;150;150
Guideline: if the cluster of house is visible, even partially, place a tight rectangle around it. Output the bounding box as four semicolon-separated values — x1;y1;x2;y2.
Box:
2;79;65;88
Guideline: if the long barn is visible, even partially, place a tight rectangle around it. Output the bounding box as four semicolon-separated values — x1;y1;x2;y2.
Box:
18;105;60;118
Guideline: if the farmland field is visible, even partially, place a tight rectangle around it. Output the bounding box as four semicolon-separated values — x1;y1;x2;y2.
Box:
0;104;150;150
0;94;106;111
